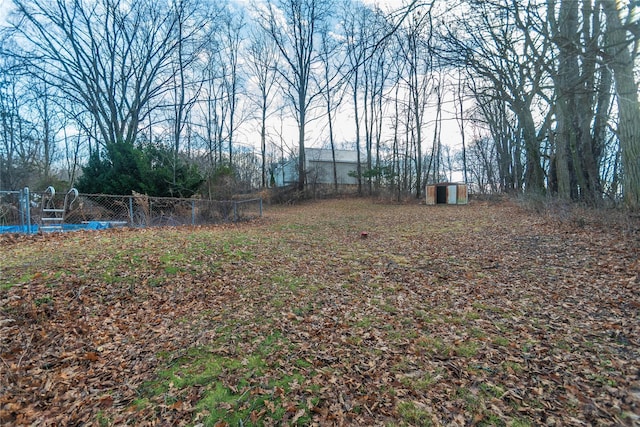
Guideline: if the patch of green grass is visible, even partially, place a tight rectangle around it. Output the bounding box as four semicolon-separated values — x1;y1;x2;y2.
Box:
417;336;452;358
510;419;533;427
386;327;418;342
454;341;479;358
257;331;286;355
271;273;306;291
465;311;481;320
354;315;375;328
382;300;398;314
95;410;112;427
492;336;510;347
471;302;504;313
34;295;53;306
196;382;252;424
159;253;187;274
0;278;22;291
414;309;435;324
294;358;313;369
151;349;239;393
403;329;419;339
444;315;467;325
480;382;505;399
587;373;617;387
399;370;438;391
139;331;311;426
271;296;285;309
471;327;487;338
293;303;314;317
454;386;512;426
397;400;433;426
414;375;437;391
220;241;255;261
100;263;138;285
276;223;309;232
455;387;482;412
163;266;180;275
147;277;166;287
502;361;523;373
479;413;506;426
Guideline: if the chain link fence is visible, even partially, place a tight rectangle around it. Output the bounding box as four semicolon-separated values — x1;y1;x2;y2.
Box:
0;189;33;233
0;188;262;234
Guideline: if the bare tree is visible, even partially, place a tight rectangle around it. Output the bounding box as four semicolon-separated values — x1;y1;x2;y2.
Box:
8;0;186;152
454;69;468;184
316;18;347;192
342;3;366;194
363;10;393;194
217;8;245;167
340;0;426;196
168;0;209;189
546;0;608;204
247;29;281;188
396;6;434;198
200;44;226;172
258;0;333;191
601;0;640;210
0;54;43;189
27;79;60;182
442;0;550;195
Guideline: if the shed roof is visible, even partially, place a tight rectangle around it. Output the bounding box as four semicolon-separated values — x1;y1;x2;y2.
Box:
427;182;467;186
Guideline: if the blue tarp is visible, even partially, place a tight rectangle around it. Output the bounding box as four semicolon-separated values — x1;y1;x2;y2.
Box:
0;221;127;234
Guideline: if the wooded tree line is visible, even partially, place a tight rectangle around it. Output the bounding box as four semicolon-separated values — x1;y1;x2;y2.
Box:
0;0;638;208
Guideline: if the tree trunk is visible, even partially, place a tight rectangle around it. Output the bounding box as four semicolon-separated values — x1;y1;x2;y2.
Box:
353;68;363;195
602;1;640;209
518;100;545;194
551;0;579;200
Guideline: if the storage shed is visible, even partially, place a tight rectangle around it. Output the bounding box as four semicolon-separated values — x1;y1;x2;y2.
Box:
426;183;468;205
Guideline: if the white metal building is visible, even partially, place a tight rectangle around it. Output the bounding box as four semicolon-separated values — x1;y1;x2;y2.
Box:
272;148;364;187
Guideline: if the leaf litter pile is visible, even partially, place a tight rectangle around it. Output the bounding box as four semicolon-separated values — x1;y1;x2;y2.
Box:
1;199;639;426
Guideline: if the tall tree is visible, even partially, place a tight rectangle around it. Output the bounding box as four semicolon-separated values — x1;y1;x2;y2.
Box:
259;0;332;191
442;0;550;194
601;0;640;210
454;69;469;184
168;0;208;190
342;2;367;194
247;29;280;188
217;8;245;167
547;0;606;204
316;25;346;192
363;9;392;194
396;6;434;197
8;0;187;175
0;54;42;189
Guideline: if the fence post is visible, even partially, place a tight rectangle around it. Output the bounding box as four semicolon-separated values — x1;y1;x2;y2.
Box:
191;200;195;226
233;201;238;222
259;198;263;217
129;196;134;225
22;187;32;234
19;188;25;232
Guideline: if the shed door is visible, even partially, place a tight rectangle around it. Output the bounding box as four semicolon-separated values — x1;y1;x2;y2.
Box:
447;185;457;204
426;185;436;205
457;184;468;204
436;186;447;204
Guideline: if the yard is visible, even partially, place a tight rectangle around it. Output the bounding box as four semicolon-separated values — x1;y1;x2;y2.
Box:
1;199;638;426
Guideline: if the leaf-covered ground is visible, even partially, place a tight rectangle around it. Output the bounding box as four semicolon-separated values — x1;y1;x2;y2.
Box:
1;199;639;426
